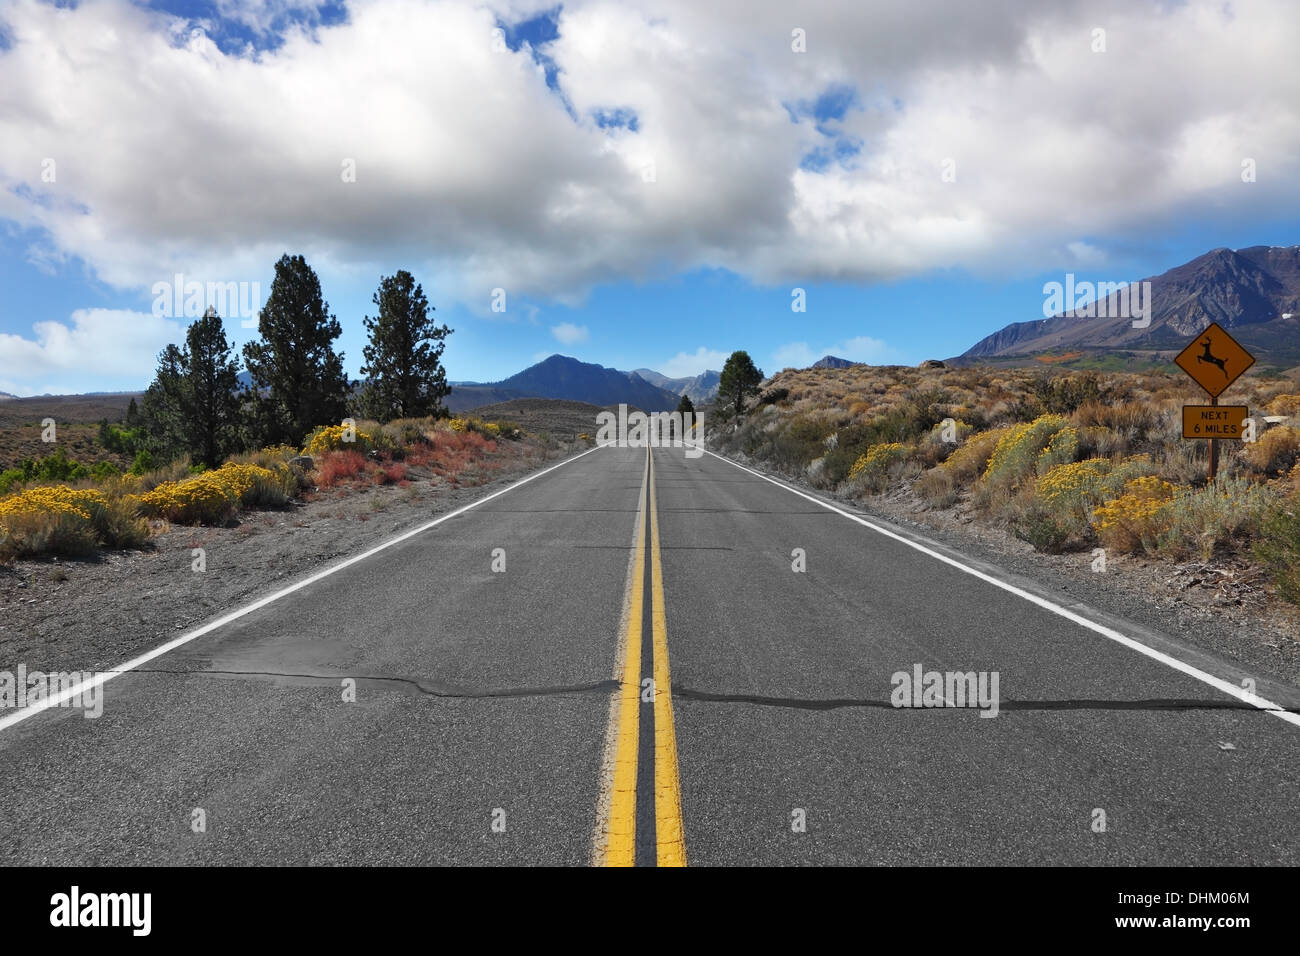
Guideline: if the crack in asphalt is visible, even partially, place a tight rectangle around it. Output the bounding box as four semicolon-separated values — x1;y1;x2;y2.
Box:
672;686;1299;714
132;667;619;701
123;668;1298;715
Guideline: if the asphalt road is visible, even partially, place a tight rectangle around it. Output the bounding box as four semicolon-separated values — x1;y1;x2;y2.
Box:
1;444;1297;865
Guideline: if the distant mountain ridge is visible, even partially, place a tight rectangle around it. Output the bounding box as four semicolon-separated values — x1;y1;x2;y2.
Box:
960;245;1300;366
447;355;680;413
811;355;859;369
631;367;720;402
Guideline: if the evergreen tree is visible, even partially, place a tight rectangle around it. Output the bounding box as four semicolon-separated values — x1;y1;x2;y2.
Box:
243;254;351;446
185;307;242;467
718;350;763;416
673;393;696;439
358;270;453;422
138;308;242;467
139;343;190;461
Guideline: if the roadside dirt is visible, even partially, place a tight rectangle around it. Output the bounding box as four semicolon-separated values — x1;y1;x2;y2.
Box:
0;443;583;675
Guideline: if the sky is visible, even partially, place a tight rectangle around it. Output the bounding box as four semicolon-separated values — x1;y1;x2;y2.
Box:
1;0;1298;395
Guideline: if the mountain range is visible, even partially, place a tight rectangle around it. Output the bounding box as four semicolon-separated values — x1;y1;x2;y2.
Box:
445;355;700;413
631;368;721;403
959;245;1300;367
230;357;718;413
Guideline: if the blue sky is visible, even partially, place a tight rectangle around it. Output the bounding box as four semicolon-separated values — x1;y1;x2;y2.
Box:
2;0;1297;394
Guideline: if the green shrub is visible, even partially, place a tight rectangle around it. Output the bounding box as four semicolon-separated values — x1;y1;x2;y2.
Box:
1154;477;1276;561
0;468;24;496
239;465;295;507
88;496;151;550
915;466;958;507
0;510;100;560
1255;501;1300;605
1030;372;1117;414
130;449;155;476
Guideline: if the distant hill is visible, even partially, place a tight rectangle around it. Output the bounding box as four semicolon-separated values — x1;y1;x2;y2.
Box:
959;245;1300;367
445;385;531;412
0;391;17;400
811;355;859;369
631;368;720;402
468;398;610;436
448;355;680;413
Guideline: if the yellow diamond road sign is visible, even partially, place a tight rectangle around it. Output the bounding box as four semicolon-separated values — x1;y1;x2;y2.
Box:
1174;322;1255;398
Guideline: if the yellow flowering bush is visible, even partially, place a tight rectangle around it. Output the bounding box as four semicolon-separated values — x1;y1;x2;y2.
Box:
981;415;1071;493
848;442;911;492
0;486;106;520
1035;425;1079;475
0;485;148;559
137;462;290;525
1035;458;1112;509
1092;476;1179;553
937;426;1014;483
306;425;375;455
448;417;510;440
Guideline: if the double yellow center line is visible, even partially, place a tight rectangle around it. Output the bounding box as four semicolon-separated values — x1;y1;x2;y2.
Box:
596;446;686;866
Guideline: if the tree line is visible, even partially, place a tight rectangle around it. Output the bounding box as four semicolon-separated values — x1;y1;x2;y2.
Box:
138;254;452;467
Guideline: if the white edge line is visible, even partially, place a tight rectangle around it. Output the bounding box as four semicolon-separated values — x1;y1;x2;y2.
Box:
704;449;1300;729
0;442;608;734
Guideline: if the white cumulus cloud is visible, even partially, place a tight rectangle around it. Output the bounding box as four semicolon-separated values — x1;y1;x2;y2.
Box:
551;322;590;345
0;0;1296;325
771;336;901;371
0;309;187;395
657;347;730;378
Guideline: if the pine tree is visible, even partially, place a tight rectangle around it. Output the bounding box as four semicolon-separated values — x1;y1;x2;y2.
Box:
673;393;696;439
718;350;763;416
139;343;191;461
138;309;242;467
358;270;453;422
185;307;242;467
243;254;351;446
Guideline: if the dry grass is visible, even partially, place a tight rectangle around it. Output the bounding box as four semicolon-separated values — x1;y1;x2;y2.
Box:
712;361;1300;603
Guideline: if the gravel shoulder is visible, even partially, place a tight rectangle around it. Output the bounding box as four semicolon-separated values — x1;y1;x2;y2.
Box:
0;443;584;675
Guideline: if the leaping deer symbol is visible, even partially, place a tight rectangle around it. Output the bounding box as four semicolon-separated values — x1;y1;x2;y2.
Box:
1197;337;1227;377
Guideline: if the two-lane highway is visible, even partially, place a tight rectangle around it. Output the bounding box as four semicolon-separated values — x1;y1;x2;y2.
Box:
1;444;1297;865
